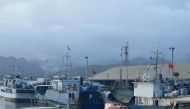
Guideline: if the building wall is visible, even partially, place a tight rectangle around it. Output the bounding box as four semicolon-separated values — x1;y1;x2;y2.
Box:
135;97;154;106
134;82;154;98
158;99;171;106
134;82;163;98
90;64;190;81
135;97;171;106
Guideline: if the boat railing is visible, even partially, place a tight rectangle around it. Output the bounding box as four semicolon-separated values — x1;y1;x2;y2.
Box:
135;77;156;82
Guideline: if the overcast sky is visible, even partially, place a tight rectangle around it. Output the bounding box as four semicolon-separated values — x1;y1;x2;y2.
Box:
0;0;190;65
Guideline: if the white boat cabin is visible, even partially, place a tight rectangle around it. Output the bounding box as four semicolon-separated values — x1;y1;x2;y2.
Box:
134;81;164;106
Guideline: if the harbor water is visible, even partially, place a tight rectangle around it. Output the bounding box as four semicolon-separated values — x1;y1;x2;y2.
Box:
128;105;167;109
0;98;173;109
0;98;59;109
0;98;165;109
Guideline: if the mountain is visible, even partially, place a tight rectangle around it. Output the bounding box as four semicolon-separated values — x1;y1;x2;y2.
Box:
29;58;62;73
53;64;116;78
0;56;45;79
129;57;171;66
127;57;148;66
0;55;172;80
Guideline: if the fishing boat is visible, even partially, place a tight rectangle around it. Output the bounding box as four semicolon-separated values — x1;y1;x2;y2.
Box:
44;76;80;108
104;101;128;109
102;43;133;109
0;75;35;102
44;45;81;107
78;84;105;109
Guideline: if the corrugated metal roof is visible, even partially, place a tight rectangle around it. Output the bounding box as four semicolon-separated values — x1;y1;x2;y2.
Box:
89;64;190;80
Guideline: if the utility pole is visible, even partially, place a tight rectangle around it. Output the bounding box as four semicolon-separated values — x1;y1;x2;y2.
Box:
169;47;175;76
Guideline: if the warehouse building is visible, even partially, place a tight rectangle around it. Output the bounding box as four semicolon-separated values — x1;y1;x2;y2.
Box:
88;64;190;87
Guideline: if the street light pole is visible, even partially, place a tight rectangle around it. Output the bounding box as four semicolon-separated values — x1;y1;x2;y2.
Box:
169;47;175;76
85;56;88;80
169;47;175;64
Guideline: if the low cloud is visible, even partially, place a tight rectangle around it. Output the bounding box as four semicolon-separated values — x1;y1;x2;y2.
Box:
0;0;190;65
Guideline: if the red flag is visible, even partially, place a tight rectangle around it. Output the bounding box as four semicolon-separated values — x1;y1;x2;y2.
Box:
168;64;174;69
92;70;96;75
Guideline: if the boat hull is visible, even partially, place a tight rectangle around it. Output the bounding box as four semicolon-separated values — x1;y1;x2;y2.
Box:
78;91;105;109
0;86;35;102
45;90;78;105
0;97;33;102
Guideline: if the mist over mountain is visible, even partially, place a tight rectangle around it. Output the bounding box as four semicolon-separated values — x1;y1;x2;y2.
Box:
0;54;172;79
0;56;45;79
0;0;190;66
53;56;171;77
29;58;60;73
128;57;171;66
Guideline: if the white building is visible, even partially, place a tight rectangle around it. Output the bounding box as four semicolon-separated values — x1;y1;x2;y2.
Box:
134;81;164;106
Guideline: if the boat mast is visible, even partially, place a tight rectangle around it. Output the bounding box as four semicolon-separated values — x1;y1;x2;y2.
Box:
155;49;159;80
124;42;129;87
64;45;72;79
119;42;129;88
119;47;123;88
154;49;163;80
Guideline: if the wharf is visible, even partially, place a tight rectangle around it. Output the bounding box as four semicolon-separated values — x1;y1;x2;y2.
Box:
171;96;190;102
